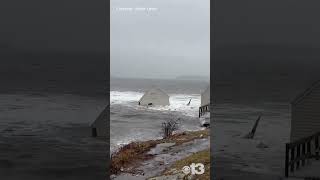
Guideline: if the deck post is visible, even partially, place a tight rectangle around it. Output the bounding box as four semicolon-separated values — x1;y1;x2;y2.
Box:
302;143;306;166
296;144;300;169
315;135;319;160
307;140;311;159
92;128;97;137
290;146;295;172
285;143;289;177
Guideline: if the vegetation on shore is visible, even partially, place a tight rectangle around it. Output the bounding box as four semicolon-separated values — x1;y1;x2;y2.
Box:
110;129;209;175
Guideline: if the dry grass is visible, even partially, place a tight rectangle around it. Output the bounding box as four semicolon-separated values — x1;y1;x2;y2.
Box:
167;129;209;145
110;140;159;174
110;129;209;175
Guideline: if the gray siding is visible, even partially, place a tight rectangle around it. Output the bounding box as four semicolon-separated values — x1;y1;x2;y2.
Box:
91;106;108;137
291;84;320;141
201;85;210;106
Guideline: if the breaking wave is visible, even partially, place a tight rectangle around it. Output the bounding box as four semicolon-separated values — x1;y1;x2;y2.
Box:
110;90;204;153
110;91;201;117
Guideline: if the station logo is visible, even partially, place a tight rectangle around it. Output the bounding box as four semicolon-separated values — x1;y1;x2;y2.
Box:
182;163;205;175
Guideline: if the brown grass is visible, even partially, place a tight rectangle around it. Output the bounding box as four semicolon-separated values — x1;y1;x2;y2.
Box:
110;129;209;175
110;140;159;174
166;129;209;145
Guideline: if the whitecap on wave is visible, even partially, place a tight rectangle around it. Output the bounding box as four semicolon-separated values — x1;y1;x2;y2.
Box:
110;91;201;117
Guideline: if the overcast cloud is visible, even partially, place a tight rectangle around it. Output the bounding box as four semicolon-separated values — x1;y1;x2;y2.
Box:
110;0;210;79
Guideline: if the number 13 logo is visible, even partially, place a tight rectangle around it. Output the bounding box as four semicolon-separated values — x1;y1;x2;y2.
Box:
182;163;205;175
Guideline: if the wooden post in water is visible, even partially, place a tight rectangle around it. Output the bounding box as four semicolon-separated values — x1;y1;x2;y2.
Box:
244;114;262;139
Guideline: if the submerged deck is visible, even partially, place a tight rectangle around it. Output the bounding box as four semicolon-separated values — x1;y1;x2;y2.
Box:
199;104;210;117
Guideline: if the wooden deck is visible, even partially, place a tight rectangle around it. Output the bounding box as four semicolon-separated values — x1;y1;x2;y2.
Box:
285;131;320;179
285;132;320;177
199;104;210;117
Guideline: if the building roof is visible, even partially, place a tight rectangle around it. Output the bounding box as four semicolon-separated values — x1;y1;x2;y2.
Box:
91;105;108;137
139;88;169;100
291;80;320;106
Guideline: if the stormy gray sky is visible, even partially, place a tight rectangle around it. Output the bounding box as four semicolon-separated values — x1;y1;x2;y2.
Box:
110;0;210;79
215;0;320;46
0;0;106;53
1;0;319;62
213;0;320;79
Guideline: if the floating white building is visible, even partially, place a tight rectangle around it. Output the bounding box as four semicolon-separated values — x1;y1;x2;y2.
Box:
138;88;170;106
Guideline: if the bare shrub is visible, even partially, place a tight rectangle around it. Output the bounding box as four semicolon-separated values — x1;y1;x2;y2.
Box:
162;117;181;139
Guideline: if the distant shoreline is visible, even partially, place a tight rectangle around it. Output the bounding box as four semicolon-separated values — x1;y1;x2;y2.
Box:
111;76;209;82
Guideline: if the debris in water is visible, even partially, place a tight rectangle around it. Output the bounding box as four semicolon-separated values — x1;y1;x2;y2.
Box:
243;114;262;139
187;98;192;106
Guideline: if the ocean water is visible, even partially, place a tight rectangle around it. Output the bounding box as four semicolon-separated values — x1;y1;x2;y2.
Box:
110;78;210;153
212;102;291;177
0;95;107;180
212;75;317;178
0;57;108;180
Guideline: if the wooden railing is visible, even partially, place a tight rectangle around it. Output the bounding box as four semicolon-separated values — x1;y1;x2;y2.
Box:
199;104;210;117
285;131;320;177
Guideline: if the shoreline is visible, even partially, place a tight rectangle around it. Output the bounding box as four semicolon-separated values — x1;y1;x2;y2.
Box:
110;129;210;179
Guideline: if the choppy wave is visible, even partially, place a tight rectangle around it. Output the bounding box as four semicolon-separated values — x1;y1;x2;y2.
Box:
110;91;201;117
110;90;204;153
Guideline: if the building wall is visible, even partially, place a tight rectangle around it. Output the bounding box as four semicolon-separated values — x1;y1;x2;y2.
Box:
91;106;108;137
201;86;210;106
291;84;320;141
